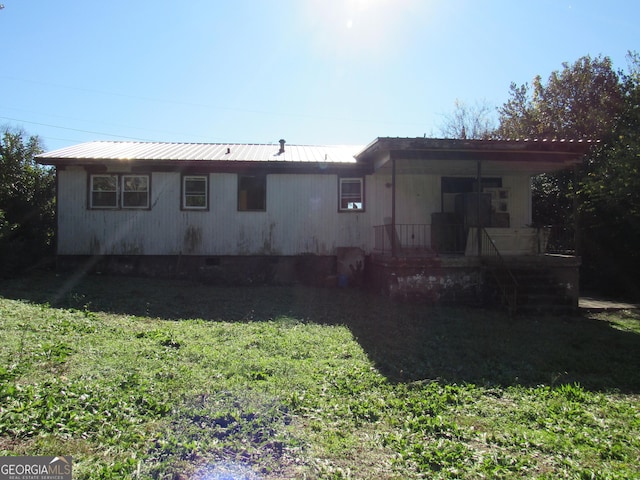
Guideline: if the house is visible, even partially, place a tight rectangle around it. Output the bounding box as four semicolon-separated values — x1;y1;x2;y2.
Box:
36;137;593;312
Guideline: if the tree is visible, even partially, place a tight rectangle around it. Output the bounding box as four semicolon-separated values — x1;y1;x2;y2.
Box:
438;99;496;139
497;55;624;140
0;126;55;276
575;53;640;295
496;55;625;228
496;53;640;297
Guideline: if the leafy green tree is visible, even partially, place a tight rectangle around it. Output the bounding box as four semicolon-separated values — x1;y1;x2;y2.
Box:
497;55;624;228
496;53;640;297
497;55;624;140
576;54;640;295
0;126;55;276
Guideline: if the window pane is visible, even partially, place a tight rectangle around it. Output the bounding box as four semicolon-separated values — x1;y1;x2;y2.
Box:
184;176;207;209
185;178;206;194
185;195;206;208
340;178;363;210
92;175;117;192
122;175;149;208
342;181;361;196
123;192;148;207
91;175;118;208
123;175;148;192
92;191;117;207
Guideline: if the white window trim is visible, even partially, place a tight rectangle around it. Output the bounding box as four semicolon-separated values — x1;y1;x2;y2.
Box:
182;175;208;210
121;174;150;209
339;177;364;212
89;173;150;210
90;174;118;209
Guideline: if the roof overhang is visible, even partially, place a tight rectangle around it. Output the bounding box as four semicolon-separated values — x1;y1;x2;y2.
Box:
356;137;596;176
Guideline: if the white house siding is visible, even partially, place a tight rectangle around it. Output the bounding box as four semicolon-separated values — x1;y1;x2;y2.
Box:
56;168;535;257
501;176;532;228
57;169;376;256
394;174;441;225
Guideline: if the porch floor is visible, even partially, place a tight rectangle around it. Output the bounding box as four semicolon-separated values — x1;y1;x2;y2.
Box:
370;252;580;267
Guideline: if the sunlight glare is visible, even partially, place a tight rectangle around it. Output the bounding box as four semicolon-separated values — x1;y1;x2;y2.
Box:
300;0;423;59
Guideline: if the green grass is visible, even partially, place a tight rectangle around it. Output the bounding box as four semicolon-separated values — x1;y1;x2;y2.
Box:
1;272;639;479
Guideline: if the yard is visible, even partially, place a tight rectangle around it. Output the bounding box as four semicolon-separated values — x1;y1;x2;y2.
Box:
0;272;639;479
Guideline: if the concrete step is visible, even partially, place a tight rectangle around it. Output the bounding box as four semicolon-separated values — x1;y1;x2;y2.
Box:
484;266;576;314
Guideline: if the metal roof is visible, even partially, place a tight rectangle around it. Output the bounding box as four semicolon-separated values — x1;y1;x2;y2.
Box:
36;138;595;176
36;141;362;164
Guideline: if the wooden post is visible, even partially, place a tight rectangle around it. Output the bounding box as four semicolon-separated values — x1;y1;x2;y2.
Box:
391;152;397;258
573;165;581;256
477;159;482;256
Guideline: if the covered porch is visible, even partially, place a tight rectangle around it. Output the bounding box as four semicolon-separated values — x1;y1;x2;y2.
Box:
355;137;592;312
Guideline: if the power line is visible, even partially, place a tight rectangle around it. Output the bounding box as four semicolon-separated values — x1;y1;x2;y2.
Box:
0;105;227;143
0;115;155;142
0;76;427;127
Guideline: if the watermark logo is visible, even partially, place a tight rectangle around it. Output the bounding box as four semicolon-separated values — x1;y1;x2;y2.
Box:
0;456;72;480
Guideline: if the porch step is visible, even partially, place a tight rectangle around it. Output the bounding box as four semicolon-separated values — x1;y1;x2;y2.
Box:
484;266;576;314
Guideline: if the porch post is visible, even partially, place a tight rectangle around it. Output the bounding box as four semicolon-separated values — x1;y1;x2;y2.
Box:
573;164;581;256
477;158;482;256
391;151;397;258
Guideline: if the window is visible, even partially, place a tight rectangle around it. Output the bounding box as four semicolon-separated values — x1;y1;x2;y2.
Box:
441;177;501;213
122;175;149;208
183;175;208;210
238;175;266;211
90;174;118;208
89;173;150;209
339;177;364;211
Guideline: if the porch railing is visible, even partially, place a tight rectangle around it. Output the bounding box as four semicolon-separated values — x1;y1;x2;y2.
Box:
544;225;575;254
373;224;432;255
373;223;468;255
374;223;570;257
479;227;518;315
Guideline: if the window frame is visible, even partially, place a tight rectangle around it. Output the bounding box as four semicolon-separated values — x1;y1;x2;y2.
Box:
89;174;119;209
181;174;209;211
440;176;502;213
237;174;267;212
121;174;150;209
88;173;151;210
338;177;365;212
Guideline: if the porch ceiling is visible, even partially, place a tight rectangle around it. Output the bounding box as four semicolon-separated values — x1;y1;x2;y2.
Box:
373;156;575;176
358;137;595;177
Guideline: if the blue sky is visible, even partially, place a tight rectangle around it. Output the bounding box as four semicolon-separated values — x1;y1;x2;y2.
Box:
1;0;638;152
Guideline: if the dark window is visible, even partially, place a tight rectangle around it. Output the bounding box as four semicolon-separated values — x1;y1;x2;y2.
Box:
441;177;502;193
441;177;501;214
238;175;266;211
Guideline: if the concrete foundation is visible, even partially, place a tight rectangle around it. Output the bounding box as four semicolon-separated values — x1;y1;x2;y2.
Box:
56;254;337;287
55;253;581;312
367;253;581;310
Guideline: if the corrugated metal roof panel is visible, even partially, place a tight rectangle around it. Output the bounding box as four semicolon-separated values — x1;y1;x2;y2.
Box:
37;141;362;164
